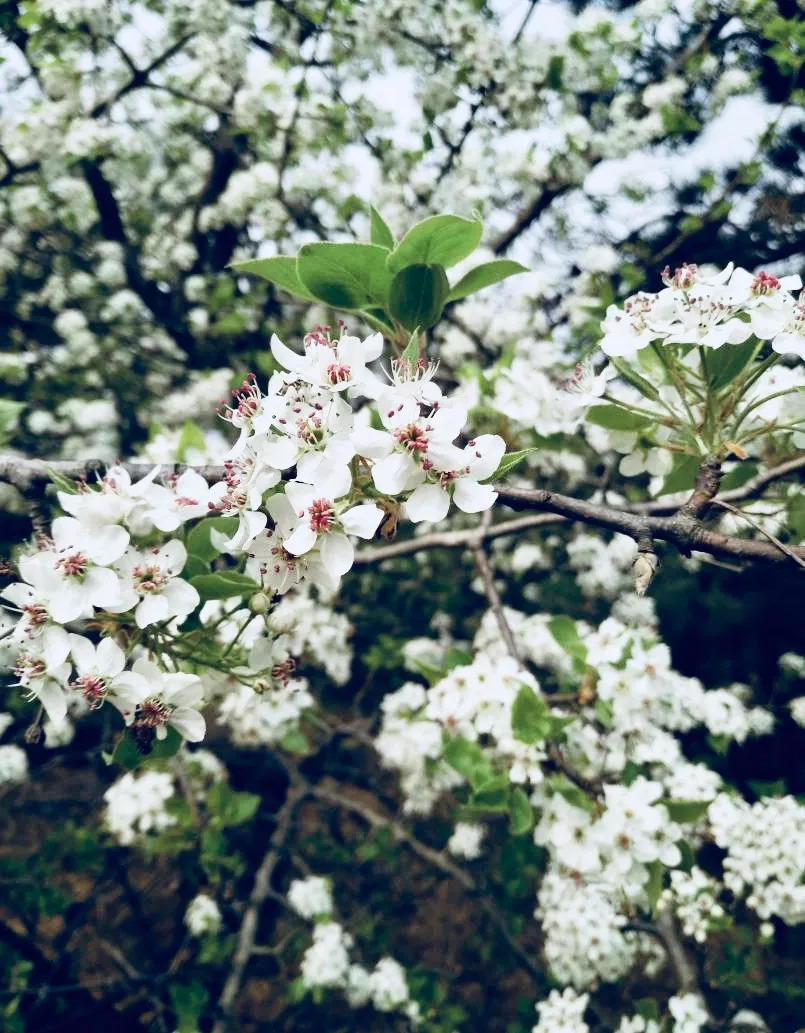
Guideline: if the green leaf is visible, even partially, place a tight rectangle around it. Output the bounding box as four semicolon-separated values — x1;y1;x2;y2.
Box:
586;403;653;432
185;517;239;563
49;468;79;496
472;775;510;811
719;460;759;492
594;698;614;728
661;799;711;823
706;338;758;391
177;420;206;462
608;357;660;401
112;726;183;771
296;242;392;310
230;256;317;301
660;453;701;496
547;616;588;663
190;571;262;600
369;206;394;249
547;774;595;813
400;327;421;366
509;786;534;836
170;981;209;1033
489;447;537;481
386;214;483;273
446;259;528;302
183;554;209;579
208;784;260;826
511;684;551;744
445;647;473;670
388;263;449;331
443;737;495;791
645;859;664;915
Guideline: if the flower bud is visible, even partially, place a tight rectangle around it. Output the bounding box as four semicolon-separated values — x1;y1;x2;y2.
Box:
249;591;271;614
632;551;659;596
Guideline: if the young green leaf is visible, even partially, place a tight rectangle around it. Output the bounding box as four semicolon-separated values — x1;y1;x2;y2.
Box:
112;726;183;771
608;357;661;401
706;338;758;391
388;263;449;331
177;420;206;462
509;786;535;835
489;447;537;481
511;683;551;744
586;403;654;432
446;259;528;301
660;453;701;496
645;859;664;915
547;616;588;663
369;206;395;249
296;242;392;310
230;256;317;301
660;799;711;824
386;214;483;273
185;517;239;563
443;737;496;791
189;571;262;600
472;774;511;812
400;328;421;366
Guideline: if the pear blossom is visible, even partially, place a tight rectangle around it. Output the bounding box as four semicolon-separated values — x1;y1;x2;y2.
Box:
14;517;129;624
109;541;200;628
13;640;72;723
270;327;383;393
126;659;206;742
282;479;383;576
0;582;72;668
770;301;805;360
67;634;149;713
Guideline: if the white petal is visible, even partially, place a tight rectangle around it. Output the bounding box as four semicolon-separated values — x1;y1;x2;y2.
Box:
42;626;71;669
351;427;394;460
260;436;299;470
135;594;171;629
163;579;201;618
453;478;497;514
84;523;131;565
464;435;506;481
284;523;318;556
341;503;383;539
405;483;450;523
270;333;308;374
70;634;97;674
158;539;187;574
37;681;67;724
372;452;418;495
320;533;354;576
171;709;206;742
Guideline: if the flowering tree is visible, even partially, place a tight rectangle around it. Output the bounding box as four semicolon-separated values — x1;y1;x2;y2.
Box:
1;2;804;1033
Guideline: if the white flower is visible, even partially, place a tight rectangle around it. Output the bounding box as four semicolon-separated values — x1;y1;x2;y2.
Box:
368;957;410;1011
126;660;206;742
0;744;29;785
68;634;149;714
110;541;200;628
270;328;383;393
184;893;222;936
770;301;805;360
16;517;129;623
288;876;333;920
447;821;485;859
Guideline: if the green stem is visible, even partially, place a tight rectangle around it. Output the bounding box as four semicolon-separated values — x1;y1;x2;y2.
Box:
731;388;803;439
651;343;701;439
601;394;677;428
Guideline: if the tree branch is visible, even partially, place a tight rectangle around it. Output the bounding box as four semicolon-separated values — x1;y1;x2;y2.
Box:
211;784;306;1033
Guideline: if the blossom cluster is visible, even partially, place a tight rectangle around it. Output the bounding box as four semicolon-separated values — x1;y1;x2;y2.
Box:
286;876;421;1024
601;263;804;359
0;327;505;745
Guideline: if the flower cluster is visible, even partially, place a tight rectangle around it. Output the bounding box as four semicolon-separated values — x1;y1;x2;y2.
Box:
287;875;421;1024
601;263;804;359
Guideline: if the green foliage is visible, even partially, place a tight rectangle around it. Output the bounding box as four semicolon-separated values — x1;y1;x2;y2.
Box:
388;263;450;331
297;242;392;310
386;214;482;272
585;403;653;432
446;259;528;302
112;726;183;770
185;516;239;562
189;571;262;600
489;447;537;481
443;736;496;790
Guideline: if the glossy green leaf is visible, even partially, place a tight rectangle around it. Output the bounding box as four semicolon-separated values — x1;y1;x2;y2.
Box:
661;799;711;824
446;259;528;301
548;615;588;663
231;256;317;301
386;214;483;273
490;447;537;481
707;338;758;391
645;859;664;915
511;683;551;744
586;404;654;432
509;786;534;836
190;571;262;600
443;737;495;791
297;242;392;310
660;453;700;496
388;263;449;331
369;206;394;249
472;775;510;812
608;357;660;401
185;517;239;563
